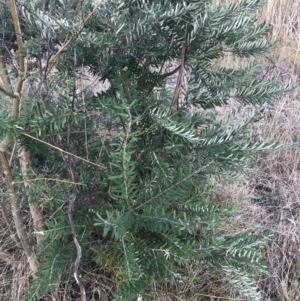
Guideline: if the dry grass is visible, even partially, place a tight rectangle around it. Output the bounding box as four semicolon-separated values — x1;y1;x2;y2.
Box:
0;213;31;301
210;1;300;300
201;1;300;300
216;96;300;300
254;0;300;297
254;97;300;301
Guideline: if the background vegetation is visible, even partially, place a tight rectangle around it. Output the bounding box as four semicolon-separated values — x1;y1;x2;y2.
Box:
215;1;300;300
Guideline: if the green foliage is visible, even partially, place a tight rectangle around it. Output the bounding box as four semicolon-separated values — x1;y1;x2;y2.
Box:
0;0;289;300
93;243;122;276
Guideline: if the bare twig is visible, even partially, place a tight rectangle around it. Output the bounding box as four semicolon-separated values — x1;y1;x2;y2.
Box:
66;166;86;301
0;70;18;100
64;43;86;301
21;132;107;169
14;177;87;186
0;50;13;95
0;84;18;99
9;0;24;73
81;65;89;160
162;64;181;77
134;161;213;210
9;0;25;97
168;45;187;115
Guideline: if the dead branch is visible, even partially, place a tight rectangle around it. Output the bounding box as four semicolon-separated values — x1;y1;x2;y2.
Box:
168;45;187;115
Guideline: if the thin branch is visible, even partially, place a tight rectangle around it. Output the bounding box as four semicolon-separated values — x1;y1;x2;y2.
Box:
121;103;132;206
9;0;25;99
81;65;89;160
134;161;213;210
0;84;18;99
0;0;23;152
14;177;87;186
9;0;24;73
0;52;12;91
194;293;244;300
48;1;105;68
61;43;86;300
65;156;86;301
161;64;181;77
21;132;107;169
168;45;187;115
133;105;187;138
0;50;13;102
